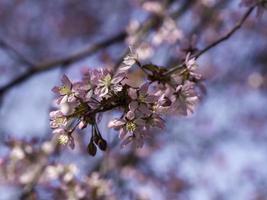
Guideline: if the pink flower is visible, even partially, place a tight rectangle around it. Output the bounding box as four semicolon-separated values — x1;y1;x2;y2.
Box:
52;74;72;95
120;47;138;72
108;111;146;147
120;132;146;148
57;134;75;149
93;69;125;98
171;81;199;116
73;81;93;101
184;54;202;80
152;88;174;114
128;83;158;116
145;113;165;130
52;75;76;104
108;116;145;139
49;111;67;129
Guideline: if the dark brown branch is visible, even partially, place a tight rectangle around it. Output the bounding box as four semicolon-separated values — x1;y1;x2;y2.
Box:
165;6;255;76
0;32;127;96
165;0;230;68
194;6;255;59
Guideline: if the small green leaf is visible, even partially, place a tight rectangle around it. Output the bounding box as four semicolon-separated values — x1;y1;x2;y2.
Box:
142;64;160;73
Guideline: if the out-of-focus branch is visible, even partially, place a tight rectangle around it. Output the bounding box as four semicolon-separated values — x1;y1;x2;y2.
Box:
0;32;127;96
165;6;255;76
20;138;60;200
0;38;36;67
191;0;230;36
166;0;230;67
171;0;196;19
0;0;193;95
194;6;255;59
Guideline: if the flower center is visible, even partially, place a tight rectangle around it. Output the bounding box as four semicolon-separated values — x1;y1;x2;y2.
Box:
139;94;146;103
102;74;112;87
59;86;72;95
152;104;157;112
55;117;65;125
58;135;69;145
126;121;137;132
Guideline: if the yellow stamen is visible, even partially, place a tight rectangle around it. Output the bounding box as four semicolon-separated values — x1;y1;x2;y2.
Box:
126;121;137;132
59;86;72;95
58;135;69;145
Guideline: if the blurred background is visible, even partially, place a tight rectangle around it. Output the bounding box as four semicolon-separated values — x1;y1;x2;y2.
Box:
0;0;267;199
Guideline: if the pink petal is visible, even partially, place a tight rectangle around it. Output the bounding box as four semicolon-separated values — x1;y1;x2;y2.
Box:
49;110;60;118
52;128;65;135
128;88;137;99
139;104;152;115
112;76;124;84
129;101;138;111
154;118;165;129
108;119;125;128
62;74;72;88
118;65;131;73
52;86;60;94
99;87;108;97
120;136;133;148
78;121;87;129
145;95;158;103
126;110;135;120
135;118;146;126
139;82;149;96
119;128;127;139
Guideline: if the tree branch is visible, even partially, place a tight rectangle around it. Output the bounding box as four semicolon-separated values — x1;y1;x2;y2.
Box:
194;6;255;59
165;6;255;76
0;32;127;96
0;0;193;96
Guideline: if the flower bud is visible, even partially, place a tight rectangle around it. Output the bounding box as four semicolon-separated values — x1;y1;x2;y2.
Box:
87;141;97;156
97;139;107;151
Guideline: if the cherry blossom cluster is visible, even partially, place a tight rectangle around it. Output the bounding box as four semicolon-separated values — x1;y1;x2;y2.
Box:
50;49;202;156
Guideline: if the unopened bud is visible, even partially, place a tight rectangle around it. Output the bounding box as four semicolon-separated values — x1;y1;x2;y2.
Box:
97;139;107;151
87;141;97;156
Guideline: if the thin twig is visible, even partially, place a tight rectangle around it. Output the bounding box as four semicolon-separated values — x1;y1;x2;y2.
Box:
0;32;127;96
165;6;255;76
194;6;255;59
